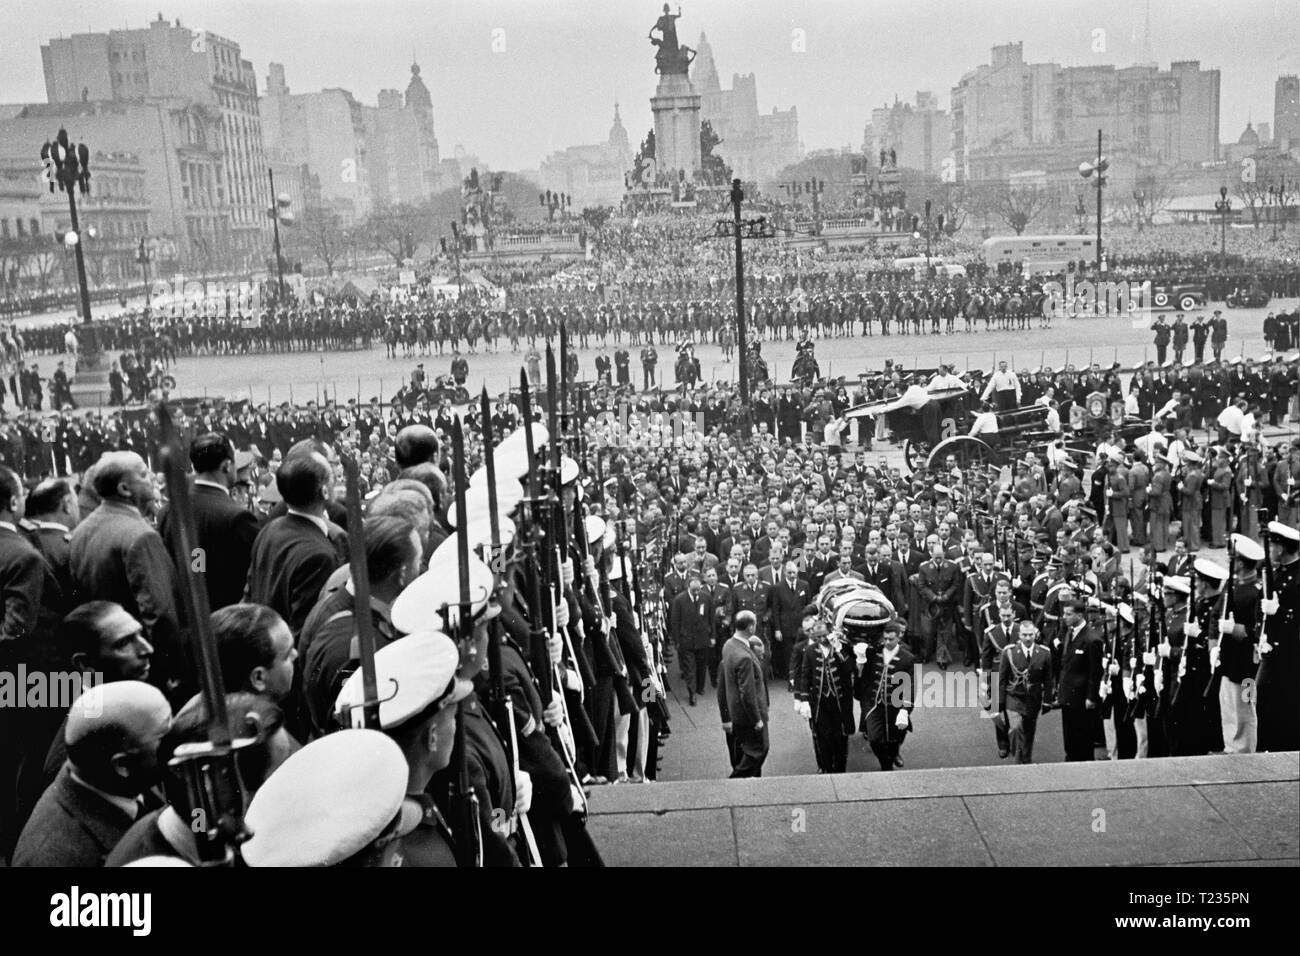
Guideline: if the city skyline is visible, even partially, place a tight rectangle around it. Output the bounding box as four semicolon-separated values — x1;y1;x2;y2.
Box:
0;0;1296;172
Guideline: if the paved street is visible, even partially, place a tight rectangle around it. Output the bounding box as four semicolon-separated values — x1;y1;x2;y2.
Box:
18;301;1295;409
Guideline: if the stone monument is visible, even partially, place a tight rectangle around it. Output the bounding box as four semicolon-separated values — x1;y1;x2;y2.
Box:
648;4;701;186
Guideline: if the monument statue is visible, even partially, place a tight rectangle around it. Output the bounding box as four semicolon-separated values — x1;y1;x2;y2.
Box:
650;4;695;75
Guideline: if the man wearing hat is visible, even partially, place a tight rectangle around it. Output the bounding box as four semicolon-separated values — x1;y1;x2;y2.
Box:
241;730;412;867
334;630;472;866
853;618;915;771
1207;451;1234;548
1257;521;1300;752
1214;534;1264;754
1176;453;1203;551
1169;557;1229;755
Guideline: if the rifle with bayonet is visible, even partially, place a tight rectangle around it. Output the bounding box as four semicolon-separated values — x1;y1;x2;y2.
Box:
1205;536;1236;699
520;366;589;815
1255;507;1273;667
336;450;382;732
155;401;250;865
448;417;484;867
479;387;541;866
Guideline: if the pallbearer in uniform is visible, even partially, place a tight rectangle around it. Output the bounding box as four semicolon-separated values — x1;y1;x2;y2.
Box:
997;620;1053;763
793;611;856;773
1213;534;1263;754
1257;521;1300;752
853;620;915;771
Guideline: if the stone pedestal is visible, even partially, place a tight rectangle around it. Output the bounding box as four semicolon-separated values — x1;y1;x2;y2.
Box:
651;72;701;184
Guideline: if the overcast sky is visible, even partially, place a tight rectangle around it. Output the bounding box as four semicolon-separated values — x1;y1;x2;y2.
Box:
2;0;1296;169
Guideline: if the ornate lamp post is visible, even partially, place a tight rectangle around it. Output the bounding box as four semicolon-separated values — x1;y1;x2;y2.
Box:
40;128;100;365
1214;186;1232;265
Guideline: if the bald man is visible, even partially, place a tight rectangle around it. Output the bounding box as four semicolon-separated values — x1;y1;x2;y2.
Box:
13;681;171;867
69;452;185;699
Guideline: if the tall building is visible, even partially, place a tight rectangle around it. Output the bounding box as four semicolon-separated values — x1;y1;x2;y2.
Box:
951;43;1220;180
539;103;632;207
40;14;269;264
261;64;371;221
363;64;443;208
1276;75;1300;151
690;33;800;182
2;98;228;269
864;93;950;177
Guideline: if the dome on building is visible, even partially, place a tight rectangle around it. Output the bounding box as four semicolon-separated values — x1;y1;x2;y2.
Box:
1237;121;1259;147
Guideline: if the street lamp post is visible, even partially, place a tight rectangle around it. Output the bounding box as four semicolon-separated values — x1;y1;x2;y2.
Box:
40;129;94;335
137;236;154;313
709;179;774;440
267;168;288;305
1215;186;1232;266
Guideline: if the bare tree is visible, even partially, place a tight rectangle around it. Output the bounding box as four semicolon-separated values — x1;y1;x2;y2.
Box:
986;183;1049;235
1235;178;1268;229
363;202;433;267
290;206;348;276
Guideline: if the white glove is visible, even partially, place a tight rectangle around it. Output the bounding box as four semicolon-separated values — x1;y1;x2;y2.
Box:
1259;638;1273;656
560;559;575;587
554;599;571;630
1108;660;1121;677
1122;676;1134;698
548;631;563;665
1157;642;1171;659
1217;616;1236;637
582;556;596;579
1261;596;1279;617
1177;652;1187;679
1012;577;1021;588
1209;644;1221;673
543;698;564;728
1184;620;1201;639
853;642;869;664
514;770;533;814
894;709;910;730
1153;667;1164;693
563;667;582;692
1143;650;1157;667
798;701;812;720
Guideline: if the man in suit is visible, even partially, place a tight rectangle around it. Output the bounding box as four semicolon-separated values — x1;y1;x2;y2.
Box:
858;543;895;603
824;552;866;587
1;466;68;858
668;572;714;706
718;611;769;777
998;619;1055;763
12;681;171;867
1164;537;1195;579
854;620;916;771
160;434;261;612
703;567;732;689
69;452;186;700
1055;598;1103;761
917;542;962;666
805;535;838;595
246;448;347;640
766;561;810;682
19;477;78;602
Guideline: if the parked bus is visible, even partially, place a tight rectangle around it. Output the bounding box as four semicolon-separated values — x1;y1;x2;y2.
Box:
981;235;1097;274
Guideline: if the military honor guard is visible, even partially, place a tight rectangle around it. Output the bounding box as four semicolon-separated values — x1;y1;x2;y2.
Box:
997;620;1054;763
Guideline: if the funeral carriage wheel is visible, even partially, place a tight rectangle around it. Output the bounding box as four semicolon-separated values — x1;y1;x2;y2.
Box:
160;374;177;390
925;435;995;470
901;438;931;474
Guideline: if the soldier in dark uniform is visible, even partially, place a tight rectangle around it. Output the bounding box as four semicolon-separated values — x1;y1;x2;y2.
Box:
998;619;1054;763
1257;521;1300;752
